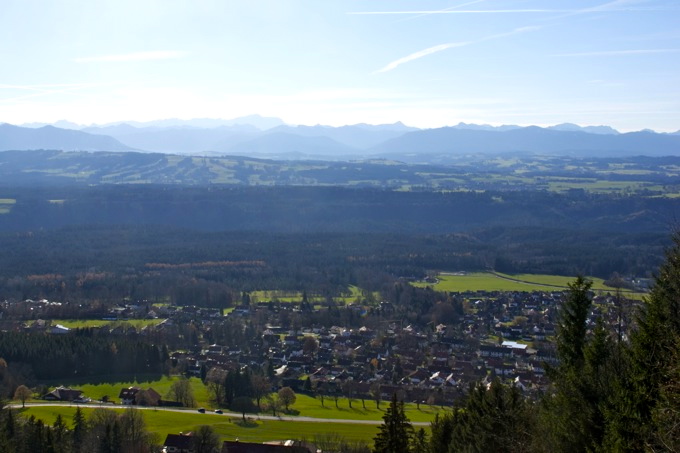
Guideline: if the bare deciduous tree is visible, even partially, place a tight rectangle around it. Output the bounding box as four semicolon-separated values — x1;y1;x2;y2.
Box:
13;385;31;408
278;387;296;412
167;377;196;407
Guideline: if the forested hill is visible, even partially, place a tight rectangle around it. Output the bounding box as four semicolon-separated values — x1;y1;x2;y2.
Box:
2;150;680;191
0;185;674;234
0;150;676;286
0;181;671;284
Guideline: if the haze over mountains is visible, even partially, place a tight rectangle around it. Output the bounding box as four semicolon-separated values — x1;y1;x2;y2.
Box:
2;115;680;161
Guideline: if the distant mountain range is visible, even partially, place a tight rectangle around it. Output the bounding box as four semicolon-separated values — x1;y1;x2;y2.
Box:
0;123;134;152
19;114;286;131
370;126;680;162
2;116;680;160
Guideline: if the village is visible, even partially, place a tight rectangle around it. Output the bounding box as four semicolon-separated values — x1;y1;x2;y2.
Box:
10;285;637;409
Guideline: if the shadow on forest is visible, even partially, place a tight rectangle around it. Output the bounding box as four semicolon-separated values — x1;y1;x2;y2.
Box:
39;373;164;387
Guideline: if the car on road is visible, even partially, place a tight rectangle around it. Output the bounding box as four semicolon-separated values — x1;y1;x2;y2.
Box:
197;408;205;413
214;409;223;414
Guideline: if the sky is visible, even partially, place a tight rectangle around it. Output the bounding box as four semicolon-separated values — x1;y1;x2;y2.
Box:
0;0;679;131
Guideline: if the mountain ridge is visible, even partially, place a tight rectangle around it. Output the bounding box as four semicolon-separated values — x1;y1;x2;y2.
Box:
4;120;680;159
0;123;135;152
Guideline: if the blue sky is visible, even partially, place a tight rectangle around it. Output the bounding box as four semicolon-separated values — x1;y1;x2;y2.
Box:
0;0;678;131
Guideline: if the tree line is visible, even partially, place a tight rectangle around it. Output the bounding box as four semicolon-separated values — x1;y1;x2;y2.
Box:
0;224;665;305
0;403;225;453
0;331;167;386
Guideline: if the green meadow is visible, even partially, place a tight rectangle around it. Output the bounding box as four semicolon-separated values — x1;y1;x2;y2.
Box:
269;393;442;423
18;393;441;445
250;285;377;305
19;406;381;445
32;376;441;422
34;375;210;407
0;198;16;214
28;377;441;423
413;271;643;297
50;319;166;329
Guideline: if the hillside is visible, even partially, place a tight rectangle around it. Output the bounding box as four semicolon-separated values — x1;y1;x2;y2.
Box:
1;150;679;196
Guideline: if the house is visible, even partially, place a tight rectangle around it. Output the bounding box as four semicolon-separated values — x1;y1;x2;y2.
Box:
119;387;140;404
428;371;446;386
501;340;528;356
119;386;161;405
42;386;83;402
221;440;311;453
49;324;70;334
136;388;162;406
401;368;430;385
480;345;511;358
163;433;194;453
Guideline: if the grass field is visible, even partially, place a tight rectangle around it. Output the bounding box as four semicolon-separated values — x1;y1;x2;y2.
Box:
546;180;659;193
250;286;376;305
18;395;441;445
18;406;382;446
86;376;211;407
26;377;441;424
49;319;166;329
0;198;16;214
279;393;442;423
34;375;211;407
412;271;644;298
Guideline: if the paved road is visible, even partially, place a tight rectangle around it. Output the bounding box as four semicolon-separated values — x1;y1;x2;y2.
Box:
11;402;430;426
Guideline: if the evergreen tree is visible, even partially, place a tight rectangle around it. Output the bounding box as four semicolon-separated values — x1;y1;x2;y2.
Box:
373;393;413;453
606;233;680;450
651;337;680;451
412;428;428;452
579;318;617;450
556;276;592;370
428;413;454;453
45;427;55;453
538;276;615;452
4;407;15;441
110;420;122;453
52;414;69;453
439;380;533;453
71;406;86;452
99;423;113;453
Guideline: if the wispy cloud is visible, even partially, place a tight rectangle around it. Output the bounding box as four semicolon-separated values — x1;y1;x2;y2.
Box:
350;0;672;16
375;26;540;73
554;48;680;57
74;51;187;63
375;42;472;73
542;0;674;22
350;9;573;15
0;83;99;91
0;83;112;103
579;0;661;13
392;0;488;23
